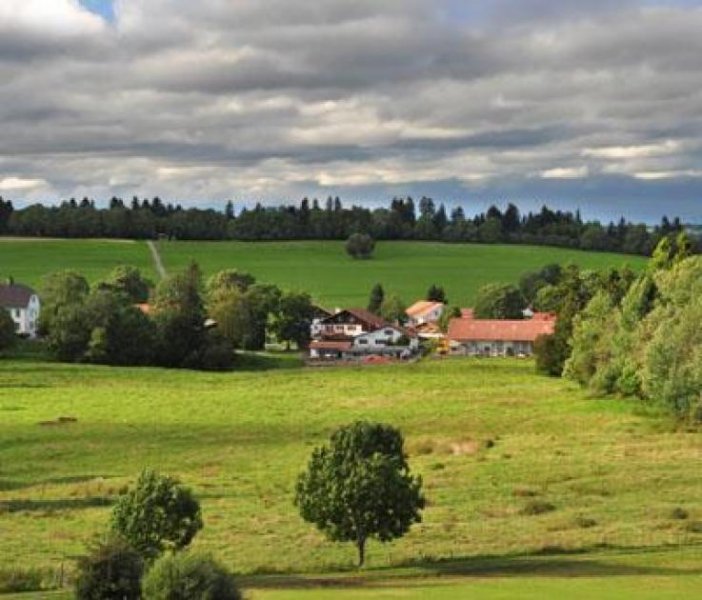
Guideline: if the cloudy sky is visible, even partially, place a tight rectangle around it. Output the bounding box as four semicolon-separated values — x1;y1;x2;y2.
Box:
0;0;700;222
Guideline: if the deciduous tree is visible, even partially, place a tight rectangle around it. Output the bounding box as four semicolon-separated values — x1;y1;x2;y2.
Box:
295;421;424;567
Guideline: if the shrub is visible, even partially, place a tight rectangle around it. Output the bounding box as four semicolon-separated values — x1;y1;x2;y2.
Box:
112;470;203;561
0;568;45;594
684;521;702;534
0;309;16;354
345;233;375;260
671;507;689;520
142;553;241;600
574;516;598;529
75;537;144;600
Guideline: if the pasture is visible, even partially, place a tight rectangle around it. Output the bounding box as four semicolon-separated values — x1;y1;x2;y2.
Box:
1;357;701;598
0;239;155;288
0;237;647;306
158;241;648;307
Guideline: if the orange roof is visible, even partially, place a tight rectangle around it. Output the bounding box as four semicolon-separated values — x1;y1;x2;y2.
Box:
448;317;555;342
406;301;444;318
461;308;475;319
135;303;151;315
531;312;557;321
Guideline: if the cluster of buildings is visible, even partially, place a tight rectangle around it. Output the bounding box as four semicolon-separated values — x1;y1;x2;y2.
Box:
308;300;556;362
1;278;556;362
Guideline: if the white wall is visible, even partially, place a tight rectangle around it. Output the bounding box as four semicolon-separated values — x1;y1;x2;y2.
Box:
9;295;40;337
352;327;419;354
450;339;533;357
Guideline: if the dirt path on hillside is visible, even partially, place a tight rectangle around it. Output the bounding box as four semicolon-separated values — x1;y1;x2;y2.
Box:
147;240;167;279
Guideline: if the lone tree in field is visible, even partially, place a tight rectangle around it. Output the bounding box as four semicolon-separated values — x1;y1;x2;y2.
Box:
111;470;203;561
345;233;375;260
295;421;425;567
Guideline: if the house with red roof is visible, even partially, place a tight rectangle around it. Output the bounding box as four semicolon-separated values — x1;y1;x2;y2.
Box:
309;308;419;361
447;314;555;357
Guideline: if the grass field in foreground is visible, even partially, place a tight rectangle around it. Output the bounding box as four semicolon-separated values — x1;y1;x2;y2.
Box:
0;239;156;288
1;357;701;588
158;241;648;307
5;548;702;599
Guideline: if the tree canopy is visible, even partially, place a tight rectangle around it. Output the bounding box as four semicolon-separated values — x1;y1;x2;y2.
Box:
295;421;424;566
111;470;203;561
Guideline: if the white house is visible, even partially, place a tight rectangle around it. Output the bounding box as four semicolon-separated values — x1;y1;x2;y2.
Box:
0;280;41;338
349;325;420;358
312;308;388;340
405;301;444;326
309;321;419;361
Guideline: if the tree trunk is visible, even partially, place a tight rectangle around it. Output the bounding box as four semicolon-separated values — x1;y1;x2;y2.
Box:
357;536;366;567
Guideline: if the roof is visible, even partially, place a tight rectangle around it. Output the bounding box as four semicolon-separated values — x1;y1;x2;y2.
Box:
461;308;475;319
531;312;557;321
0;283;36;309
406;300;444;318
135;303;151;315
310;340;353;351
321;308;388;329
448;317;556;343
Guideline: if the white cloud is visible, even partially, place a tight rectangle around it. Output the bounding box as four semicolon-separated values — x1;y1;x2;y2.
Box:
582;140;682;159
0;176;47;191
0;0;105;35
540;166;589;179
634;170;702;180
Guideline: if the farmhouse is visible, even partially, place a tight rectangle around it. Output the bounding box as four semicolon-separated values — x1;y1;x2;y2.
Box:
0;279;41;338
314;308;387;339
447;315;555;357
405;300;444;326
310;324;419;360
309;308;419;361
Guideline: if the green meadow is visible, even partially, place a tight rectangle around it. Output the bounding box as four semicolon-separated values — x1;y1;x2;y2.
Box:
1;357;701;598
158;240;647;307
0;237;647;306
0;239;155;288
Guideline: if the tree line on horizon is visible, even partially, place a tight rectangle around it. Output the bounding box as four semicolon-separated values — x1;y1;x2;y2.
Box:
1;195;697;256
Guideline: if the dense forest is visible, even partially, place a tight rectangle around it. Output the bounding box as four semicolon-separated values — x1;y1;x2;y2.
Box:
0;195;697;256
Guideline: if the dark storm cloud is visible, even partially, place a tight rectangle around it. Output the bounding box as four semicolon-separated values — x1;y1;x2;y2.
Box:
0;0;699;221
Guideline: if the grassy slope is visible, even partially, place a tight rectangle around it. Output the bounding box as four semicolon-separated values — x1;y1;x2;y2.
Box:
1;358;701;587
0;239;155;287
158;241;647;307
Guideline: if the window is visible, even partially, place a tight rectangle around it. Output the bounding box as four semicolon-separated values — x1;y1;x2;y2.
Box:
358;339;369;345
384;329;393;335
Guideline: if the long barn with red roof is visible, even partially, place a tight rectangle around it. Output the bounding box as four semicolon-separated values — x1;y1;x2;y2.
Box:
447;313;555;357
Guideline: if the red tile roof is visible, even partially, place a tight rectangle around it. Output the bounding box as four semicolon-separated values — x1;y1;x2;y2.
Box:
461;308;475;319
448;317;555;342
531;312;557;321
